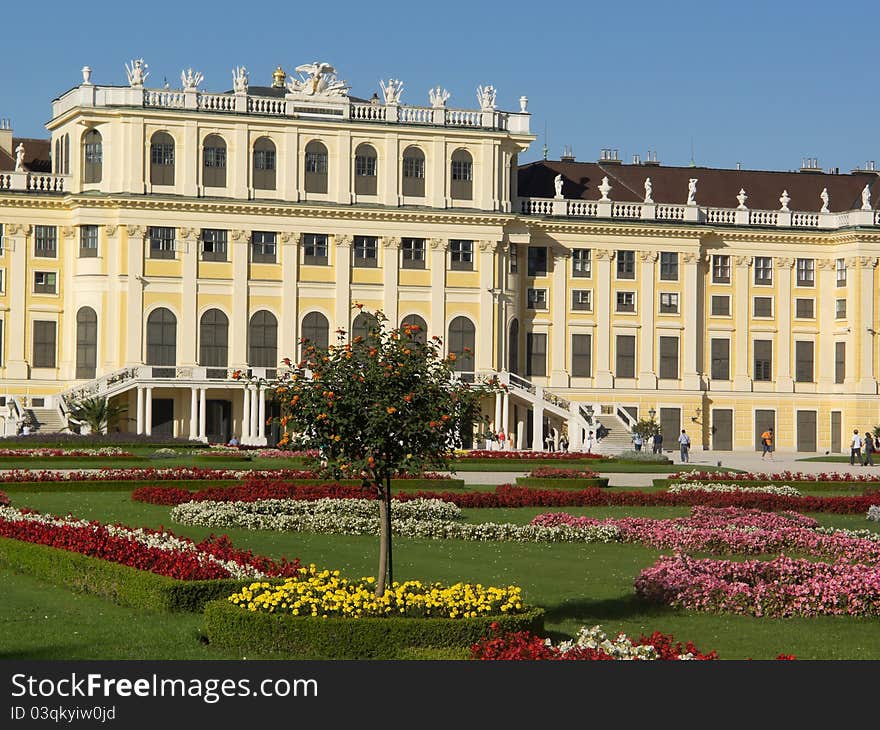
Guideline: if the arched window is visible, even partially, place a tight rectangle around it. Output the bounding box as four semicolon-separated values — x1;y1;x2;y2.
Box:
150;131;175;186
447;316;475;374
401;314;427;345
508;319;519;374
354;143;377;196
54;139;60;174
450;148;473;201
304;140;328;194
75;307;98;379
63;134;70;175
249;311;278;367
202;134;227;187
82;129;103;184
351;312;379;342
301;311;329;350
253;137;276;191
402;146;425;197
146;308;177;366
199;309;229;367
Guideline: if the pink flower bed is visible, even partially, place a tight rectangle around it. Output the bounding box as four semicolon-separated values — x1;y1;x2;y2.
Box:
635;554;880;617
462;450;604;461
671;470;880;484
532;507;880;563
528;467;599;479
0;467;319;483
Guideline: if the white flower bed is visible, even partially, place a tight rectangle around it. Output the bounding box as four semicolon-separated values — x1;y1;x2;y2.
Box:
556;626;663;660
667;483;802;497
867;505;880;523
814;525;880;543
171;498;621;545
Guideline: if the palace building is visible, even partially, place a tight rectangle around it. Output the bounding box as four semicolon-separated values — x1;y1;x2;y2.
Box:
1;60;879;452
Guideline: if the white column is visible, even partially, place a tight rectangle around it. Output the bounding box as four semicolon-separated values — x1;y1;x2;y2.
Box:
249;386;259;440
136;386;144;435
502;391;510;438
594;250;614;388
258;387;267;443
550;251;569;387
857;256;878;393
429;239;448;341
775;257;794;391
241;383;251;443
189;387;198;440
532;403;544;451
382;237;400;327
144;387;153;436
516;417;525;449
493;392;502;432
682;252;702;390
334;235;352;333
638;251;658;387
198;388;207;441
732;255;752;390
125;226;146;366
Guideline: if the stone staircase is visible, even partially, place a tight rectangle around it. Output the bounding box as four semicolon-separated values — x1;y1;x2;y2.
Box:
23;407;68;434
589;416;636;455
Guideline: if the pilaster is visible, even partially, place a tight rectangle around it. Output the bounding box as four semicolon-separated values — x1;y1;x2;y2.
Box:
637;251;657;388
280;231;300;358
550;250;570;386
857;256;878;393
334;234;352;333
775;257;794;391
732;255;752;390
179;227;199;366
816;258;836;389
594;249;614;388
125;225;146;366
477;240;497;371
681;252;703;390
230;230;250;369
5;224;30;378
429;239;447;341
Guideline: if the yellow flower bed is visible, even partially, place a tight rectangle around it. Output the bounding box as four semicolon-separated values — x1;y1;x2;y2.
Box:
228;565;525;619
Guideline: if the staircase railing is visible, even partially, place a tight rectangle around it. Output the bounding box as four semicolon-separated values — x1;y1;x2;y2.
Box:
615;405;638;431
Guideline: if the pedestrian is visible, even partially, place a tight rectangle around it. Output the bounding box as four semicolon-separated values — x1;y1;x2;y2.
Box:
678;429;690;463
850;429;863;466
497;429;506;451
864;431;875;466
760;428;774;461
559;434;569;452
584;431;595;453
632;433;643;452
653;430;663;454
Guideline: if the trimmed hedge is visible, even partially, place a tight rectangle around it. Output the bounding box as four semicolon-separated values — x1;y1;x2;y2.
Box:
203;599;544;659
653;478;877;491
0;537;250;612
515;477;609;489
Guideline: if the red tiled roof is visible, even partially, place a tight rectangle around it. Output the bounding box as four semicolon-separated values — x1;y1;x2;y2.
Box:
0;137;51;173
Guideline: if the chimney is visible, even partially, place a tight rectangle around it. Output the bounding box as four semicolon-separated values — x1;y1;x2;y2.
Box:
799;157;822;173
599;148;621;164
0;119;12;157
642;149;660;167
560;144;575;162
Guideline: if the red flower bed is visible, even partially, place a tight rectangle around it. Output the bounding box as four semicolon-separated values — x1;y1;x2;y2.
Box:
528;467;599;479
461;450;604;461
132;480;880;514
0;491;8;506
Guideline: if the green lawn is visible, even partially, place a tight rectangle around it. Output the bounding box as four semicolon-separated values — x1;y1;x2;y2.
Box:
2;486;880;660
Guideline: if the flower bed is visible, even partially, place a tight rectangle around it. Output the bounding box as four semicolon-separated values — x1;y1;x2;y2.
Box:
667;483;803;497
532;507;880;562
670;470;880;484
0;467;315;484
460;450;605;461
471;623;718;660
869;505;880;523
635;554;880;617
171;497;622;544
516;467;608;489
0;447;135;458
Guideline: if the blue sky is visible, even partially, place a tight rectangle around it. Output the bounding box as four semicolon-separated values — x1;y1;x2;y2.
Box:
2;0;878;172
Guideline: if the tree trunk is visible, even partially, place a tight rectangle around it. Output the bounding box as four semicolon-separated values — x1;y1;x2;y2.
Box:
385;474;393;590
375;482;388;597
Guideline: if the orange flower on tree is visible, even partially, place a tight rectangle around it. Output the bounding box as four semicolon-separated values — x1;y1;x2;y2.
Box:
386;406;397;414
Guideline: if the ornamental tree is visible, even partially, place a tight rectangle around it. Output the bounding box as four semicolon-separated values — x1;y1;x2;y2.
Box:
268;306;498;596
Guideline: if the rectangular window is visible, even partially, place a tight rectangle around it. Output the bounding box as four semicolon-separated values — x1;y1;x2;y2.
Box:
658;336;679;379
32;320;56;368
616;250;635;279
402;156;425;179
754;256;773;285
204;146;227;168
526;332;547;377
302;233;329;266
711;295;730;316
659;252;679;281
147;226;176;260
795;298;815;319
508;244;518;273
353;235;378;268
571;334;592;377
710;338;730;380
449;240;473;271
527;288;548;310
354;155;377;177
712;255;730;283
79;225;98;258
527;246;547;277
253;149;276;170
836;258;846;287
836;298;847;319
659;292;679;313
401;238;426;270
616;291;635;313
571;290;592;311
753;296;773;317
305;151;327;174
251;231;277;263
572;248;591;278
151;143;174;166
795;340;814;383
34;225;57;258
754;339;772;381
796;258;815;287
835;341;846;384
451;159;472;181
33;271;57;294
615;335;636;378
200;229;228;262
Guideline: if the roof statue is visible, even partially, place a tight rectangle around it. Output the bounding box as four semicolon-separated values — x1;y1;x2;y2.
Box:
687;178;698;205
286;61;349;97
643;177;653;204
779;190;791;212
820;187;830;213
429;86;450;108
125;59;148;88
477;85;497;111
232;66;249;94
14;142;25;172
81;66;92;85
519;96;528;112
181;68;204;91
862;184;872;211
554;174;564;199
379;78;404;105
736;188;748;209
598;176;612;202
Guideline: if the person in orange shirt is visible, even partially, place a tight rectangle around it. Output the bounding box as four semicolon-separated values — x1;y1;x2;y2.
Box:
761;428;774;460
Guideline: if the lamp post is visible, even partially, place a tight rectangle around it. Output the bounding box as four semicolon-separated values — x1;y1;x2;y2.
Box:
648;407;656;420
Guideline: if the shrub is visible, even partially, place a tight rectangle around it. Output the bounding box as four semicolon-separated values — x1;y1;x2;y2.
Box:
615;450;671;463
